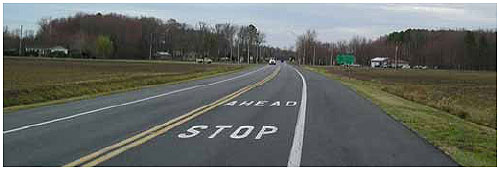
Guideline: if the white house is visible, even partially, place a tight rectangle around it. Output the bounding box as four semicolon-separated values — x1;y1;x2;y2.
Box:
25;47;50;56
371;57;389;68
50;46;69;54
25;45;69;56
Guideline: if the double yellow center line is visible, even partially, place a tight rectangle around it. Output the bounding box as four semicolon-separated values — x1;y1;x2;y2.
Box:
64;66;281;167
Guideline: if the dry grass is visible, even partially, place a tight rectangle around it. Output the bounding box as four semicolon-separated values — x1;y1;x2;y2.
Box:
4;57;248;108
327;67;496;128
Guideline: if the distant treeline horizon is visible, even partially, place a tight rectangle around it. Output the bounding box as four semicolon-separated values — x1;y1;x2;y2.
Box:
3;12;497;70
3;12;294;62
296;28;497;70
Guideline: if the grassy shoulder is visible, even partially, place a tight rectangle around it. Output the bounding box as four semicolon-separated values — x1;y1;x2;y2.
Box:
4;57;251;111
305;66;496;167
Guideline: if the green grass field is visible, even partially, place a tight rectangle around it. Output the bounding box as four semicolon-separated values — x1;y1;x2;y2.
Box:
4;57;249;109
306;66;496;167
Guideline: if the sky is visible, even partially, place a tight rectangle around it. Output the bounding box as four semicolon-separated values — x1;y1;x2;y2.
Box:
3;3;497;48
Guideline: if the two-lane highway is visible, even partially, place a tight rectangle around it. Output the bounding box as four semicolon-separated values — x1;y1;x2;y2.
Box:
3;62;457;166
4;64;275;166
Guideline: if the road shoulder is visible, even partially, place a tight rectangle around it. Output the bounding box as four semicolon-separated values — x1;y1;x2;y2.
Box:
305;66;496;167
298;66;458;166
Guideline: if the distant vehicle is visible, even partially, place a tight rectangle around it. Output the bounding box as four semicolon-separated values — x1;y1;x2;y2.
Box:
154;51;172;60
196;58;212;64
269;59;276;65
413;65;427;69
220;57;229;62
204;58;212;64
280;59;284;63
402;65;411;69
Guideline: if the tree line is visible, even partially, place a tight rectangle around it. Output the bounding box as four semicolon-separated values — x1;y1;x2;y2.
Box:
296;28;497;70
3;12;294;63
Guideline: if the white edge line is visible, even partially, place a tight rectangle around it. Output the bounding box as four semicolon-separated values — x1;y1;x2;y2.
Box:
3;65;268;134
288;66;308;167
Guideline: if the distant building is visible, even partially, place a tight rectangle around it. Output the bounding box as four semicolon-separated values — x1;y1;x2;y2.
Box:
50;46;69;54
370;57;410;68
336;54;355;66
25;45;68;56
26;45;47;56
371;57;389;68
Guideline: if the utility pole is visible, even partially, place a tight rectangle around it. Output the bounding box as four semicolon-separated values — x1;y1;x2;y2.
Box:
262;47;264;62
19;25;23;56
258;45;261;63
330;45;333;66
303;46;306;65
257;45;260;63
313;45;316;66
258;45;261;64
237;40;240;64
263;46;265;62
394;43;399;69
256;45;258;64
230;39;233;64
247;39;250;64
149;33;153;60
164;27;170;58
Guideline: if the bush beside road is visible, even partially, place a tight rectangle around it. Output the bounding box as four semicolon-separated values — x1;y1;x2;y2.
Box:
306;66;496;167
3;57;249;111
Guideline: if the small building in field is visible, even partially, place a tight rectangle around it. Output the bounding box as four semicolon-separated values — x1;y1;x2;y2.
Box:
26;45;68;56
370;57;410;68
370;57;389;68
336;54;355;66
50;46;69;55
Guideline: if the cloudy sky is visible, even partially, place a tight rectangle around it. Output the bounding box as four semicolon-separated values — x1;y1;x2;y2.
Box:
3;3;497;48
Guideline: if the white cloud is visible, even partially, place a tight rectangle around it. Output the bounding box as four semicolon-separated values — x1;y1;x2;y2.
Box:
380;4;496;24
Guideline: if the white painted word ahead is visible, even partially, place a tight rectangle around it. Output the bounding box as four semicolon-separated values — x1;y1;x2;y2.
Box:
224;101;297;107
178;125;278;140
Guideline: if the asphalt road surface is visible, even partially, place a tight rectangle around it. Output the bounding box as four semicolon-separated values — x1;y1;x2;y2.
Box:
3;62;458;167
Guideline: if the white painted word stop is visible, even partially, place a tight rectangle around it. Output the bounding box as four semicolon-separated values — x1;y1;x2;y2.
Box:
178;125;278;140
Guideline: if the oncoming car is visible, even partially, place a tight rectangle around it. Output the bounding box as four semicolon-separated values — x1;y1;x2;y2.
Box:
269;59;276;65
